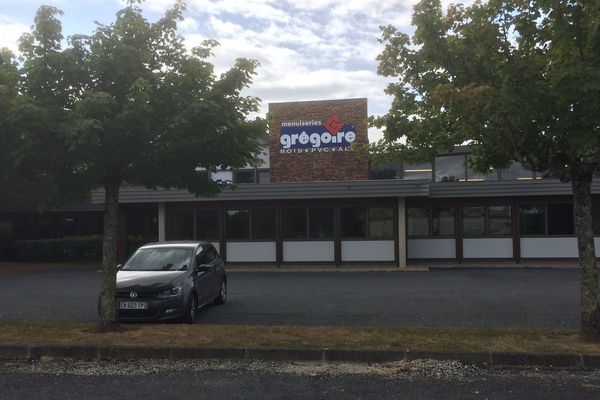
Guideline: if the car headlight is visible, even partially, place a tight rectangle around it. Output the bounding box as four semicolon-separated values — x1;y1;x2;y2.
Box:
158;285;183;299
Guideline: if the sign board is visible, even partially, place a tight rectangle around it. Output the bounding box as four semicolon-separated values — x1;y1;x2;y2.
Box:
279;115;356;154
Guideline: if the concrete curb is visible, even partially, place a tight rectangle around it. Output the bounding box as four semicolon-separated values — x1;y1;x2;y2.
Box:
1;345;599;368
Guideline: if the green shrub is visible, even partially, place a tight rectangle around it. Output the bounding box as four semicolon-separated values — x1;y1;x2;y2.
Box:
11;235;103;262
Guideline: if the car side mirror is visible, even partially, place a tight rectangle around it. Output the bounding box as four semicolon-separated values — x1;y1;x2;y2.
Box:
197;264;211;273
116;264;123;270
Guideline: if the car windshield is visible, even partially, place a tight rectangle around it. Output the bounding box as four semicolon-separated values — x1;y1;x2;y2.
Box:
122;248;193;271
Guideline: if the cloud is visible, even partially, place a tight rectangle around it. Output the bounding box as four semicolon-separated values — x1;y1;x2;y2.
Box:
0;16;29;54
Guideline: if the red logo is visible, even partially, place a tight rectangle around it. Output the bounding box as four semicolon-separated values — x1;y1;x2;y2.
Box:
324;115;344;135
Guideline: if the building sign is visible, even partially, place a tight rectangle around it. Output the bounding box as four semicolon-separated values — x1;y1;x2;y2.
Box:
279;115;356;154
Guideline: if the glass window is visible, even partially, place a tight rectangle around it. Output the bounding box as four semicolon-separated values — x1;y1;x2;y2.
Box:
79;213;104;236
308;208;334;239
466;156;497;181
432;207;454;236
257;171;270;184
593;203;600;235
170;210;193;240
123;248;193;271
283;208;307;239
211;170;233;182
488;205;512;235
57;216;78;237
252;208;275;239
502;163;534;180
547;204;574;235
435;155;466;182
368;207;394;238
196;209;219;240
226;209;249;240
341;207;367;238
371;164;401;179
403;162;433;180
463;206;485;236
235;170;255;184
520;205;545;235
407;207;429;236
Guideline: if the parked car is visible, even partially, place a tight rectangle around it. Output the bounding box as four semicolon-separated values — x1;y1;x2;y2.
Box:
114;241;227;323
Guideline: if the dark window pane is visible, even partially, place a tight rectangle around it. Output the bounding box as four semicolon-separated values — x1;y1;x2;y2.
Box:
547;204;574;235
371;164;401;179
341;207;366;238
308;208;334;239
57;216;78;237
170;210;193;240
403;162;433;180
368;207;394;238
226;209;250;240
466;156;497;181
435;155;465;182
520;205;545;235
463;206;485;236
196;209;219;240
252;209;275;239
257;171;270;184
593;203;600;235
432;207;454;236
235;170;255;183
407;207;429;236
488;205;512;235
283;208;307;239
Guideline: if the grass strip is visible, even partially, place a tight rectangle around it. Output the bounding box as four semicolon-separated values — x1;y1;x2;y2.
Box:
0;322;599;354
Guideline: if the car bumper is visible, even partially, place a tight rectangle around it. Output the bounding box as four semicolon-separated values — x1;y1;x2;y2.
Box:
116;296;186;322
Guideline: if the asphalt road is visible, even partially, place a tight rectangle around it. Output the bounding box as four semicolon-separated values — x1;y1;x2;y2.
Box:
1;358;599;400
0;268;580;328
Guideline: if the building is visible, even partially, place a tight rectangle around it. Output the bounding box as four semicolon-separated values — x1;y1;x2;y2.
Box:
2;98;600;266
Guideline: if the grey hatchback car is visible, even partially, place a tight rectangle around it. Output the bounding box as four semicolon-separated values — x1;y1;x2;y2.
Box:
115;241;227;323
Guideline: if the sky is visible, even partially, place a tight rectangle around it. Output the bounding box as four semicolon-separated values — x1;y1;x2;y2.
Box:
0;0;470;142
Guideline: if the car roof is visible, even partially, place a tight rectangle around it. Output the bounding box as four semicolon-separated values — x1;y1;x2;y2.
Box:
139;241;211;250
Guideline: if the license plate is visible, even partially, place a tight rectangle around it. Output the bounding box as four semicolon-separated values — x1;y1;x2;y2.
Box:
119;301;148;310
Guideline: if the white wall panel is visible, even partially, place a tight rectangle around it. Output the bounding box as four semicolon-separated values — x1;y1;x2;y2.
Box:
283;241;334;262
463;238;513;258
341;240;395;262
407;239;456;259
520;237;578;258
226;242;276;262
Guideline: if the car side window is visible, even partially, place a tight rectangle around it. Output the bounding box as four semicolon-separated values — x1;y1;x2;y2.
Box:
196;245;216;266
195;246;206;266
205;246;217;264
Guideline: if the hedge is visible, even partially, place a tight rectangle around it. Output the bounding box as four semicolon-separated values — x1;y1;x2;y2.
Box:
11;236;104;262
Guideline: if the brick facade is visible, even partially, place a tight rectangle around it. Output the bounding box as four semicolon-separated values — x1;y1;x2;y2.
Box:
268;98;369;183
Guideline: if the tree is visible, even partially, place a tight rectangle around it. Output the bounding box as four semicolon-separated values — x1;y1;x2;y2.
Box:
17;1;265;330
368;0;600;339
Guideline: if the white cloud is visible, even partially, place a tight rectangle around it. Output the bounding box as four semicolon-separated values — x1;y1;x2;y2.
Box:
0;16;29;54
179;17;198;32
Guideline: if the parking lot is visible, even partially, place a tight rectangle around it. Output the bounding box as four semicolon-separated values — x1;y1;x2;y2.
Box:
0;267;580;328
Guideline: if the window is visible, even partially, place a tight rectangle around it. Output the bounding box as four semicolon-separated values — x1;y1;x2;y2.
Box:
463;206;485;236
235;170;255;184
403;162;433;180
170;210;193;240
547;204;574;235
407;207;429;236
368;207;394;238
371;164;401;179
341;207;367;238
502;163;534;180
435;155;466;182
251;208;275;239
257;170;270;184
211;170;233;182
432;207;454;236
466;156;497;181
283;208;307;239
488;206;512;235
196;245;216;266
309;208;334;239
196;209;219;240
520;205;545;235
226;209;249;239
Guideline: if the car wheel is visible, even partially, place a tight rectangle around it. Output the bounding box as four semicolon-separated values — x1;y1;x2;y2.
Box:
214;279;227;305
183;294;197;324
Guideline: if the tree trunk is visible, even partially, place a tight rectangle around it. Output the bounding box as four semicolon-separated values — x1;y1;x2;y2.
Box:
98;180;120;331
572;172;600;340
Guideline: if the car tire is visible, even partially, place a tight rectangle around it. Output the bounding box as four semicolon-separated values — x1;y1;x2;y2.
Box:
183;294;197;324
213;279;227;305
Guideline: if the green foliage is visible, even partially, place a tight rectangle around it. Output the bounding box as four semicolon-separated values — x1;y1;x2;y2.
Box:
370;0;600;180
10;236;103;262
